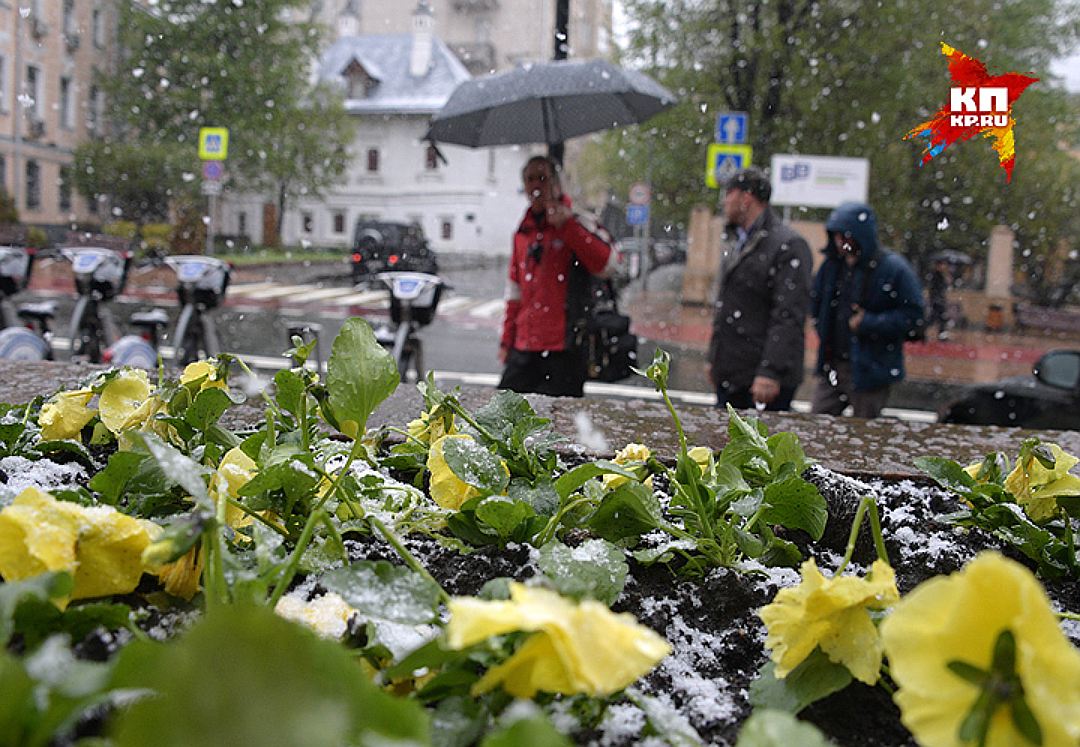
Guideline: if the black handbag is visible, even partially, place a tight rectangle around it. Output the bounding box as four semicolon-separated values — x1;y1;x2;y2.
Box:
586;281;637;382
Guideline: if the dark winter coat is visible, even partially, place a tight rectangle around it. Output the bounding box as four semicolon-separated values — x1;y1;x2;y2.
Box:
811;202;925;391
708;207;813;393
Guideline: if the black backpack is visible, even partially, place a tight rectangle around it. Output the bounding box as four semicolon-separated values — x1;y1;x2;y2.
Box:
585;278;637;382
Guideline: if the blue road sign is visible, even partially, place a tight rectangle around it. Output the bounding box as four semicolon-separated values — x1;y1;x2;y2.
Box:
715;112;748;144
626;204;650;226
705;144;753;188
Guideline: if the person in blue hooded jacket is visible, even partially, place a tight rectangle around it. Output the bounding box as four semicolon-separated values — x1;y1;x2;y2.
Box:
810;202;924;419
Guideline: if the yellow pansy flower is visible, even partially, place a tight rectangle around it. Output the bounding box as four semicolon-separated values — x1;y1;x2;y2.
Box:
406;407;455;446
181;359;227;391
275;592;357;640
38;389;96;441
688;446;712;475
603;442;653;489
98;369;152;435
446;582;671;698
881;552;1080;747
427;434;481;510
211;446;259;529
759;558;899;685
0;487;161;608
156;546;203;601
1004;443;1080;522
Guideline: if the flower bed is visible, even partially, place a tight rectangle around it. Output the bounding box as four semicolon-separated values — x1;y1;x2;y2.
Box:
0;320;1078;747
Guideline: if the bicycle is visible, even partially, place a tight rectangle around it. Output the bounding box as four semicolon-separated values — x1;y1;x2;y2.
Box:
0;245;55;361
60;246;169;369
164;255;231;365
373;271;445;380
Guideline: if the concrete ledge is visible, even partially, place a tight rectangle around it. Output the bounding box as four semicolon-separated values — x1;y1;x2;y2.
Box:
2;359;1077;480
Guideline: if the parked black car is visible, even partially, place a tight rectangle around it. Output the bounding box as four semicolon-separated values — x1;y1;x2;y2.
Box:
351;220;438;283
940;349;1080;431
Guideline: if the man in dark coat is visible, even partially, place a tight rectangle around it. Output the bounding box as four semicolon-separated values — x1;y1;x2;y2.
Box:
810;202;925;419
707;168;812;410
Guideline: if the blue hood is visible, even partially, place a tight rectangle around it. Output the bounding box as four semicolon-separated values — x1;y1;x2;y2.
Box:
825;202;880;265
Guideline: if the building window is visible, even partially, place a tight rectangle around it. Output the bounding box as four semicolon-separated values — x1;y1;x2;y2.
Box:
301;212;313;233
25;65;40;118
25;161;41;211
58;165;72;211
425;145;439;171
87;84;100;133
63;0;75;36
238;212;247;236
92;8;103;48
60;77;73;129
441;219;453;240
333;212;345;234
366;148;379;173
0;155;6;193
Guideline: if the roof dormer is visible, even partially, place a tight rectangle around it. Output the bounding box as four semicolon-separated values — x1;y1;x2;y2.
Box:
341;56;381;99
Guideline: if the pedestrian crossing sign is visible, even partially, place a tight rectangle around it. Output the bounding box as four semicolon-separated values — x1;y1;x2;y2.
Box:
706;144;753;188
199;127;230;160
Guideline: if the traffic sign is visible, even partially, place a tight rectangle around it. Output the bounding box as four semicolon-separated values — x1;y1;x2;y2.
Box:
202;161;224;180
626;204;649;226
198;127;229;160
705;144;753;188
629;182;651;205
201;181;223;196
715;112;748;144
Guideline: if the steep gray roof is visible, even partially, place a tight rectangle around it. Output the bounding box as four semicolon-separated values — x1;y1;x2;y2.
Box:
319;34;471;115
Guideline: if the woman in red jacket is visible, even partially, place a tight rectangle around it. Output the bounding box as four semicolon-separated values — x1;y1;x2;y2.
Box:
498;156;616;397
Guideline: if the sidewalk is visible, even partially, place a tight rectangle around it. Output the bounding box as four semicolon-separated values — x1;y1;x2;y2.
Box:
622;263;1080;394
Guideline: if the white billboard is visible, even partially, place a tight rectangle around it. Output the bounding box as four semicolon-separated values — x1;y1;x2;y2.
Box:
769;154;869;208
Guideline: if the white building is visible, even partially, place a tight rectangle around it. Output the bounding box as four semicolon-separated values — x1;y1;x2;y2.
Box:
222;2;534;255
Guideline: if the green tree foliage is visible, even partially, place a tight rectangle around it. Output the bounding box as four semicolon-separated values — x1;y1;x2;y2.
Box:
81;0;352;244
0;189;17;224
590;0;1080;297
72;141;184;227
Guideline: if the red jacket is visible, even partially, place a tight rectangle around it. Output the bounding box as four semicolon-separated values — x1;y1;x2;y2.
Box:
501;200;614;353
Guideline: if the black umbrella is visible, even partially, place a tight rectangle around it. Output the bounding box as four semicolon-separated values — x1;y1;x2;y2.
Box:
930;250;974;265
424;59;677;148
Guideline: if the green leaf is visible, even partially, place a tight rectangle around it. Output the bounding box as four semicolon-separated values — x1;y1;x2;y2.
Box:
131;432;212;509
736;709;835;747
749;650;853;715
915;456;977;493
321;560;441;625
475;496;534;540
480;713;572;747
326;317;399;438
429;696;488;747
508;478;560;516
586;481;662;542
761;478;828;540
946;660;989;686
88;450;147;504
13;600;131;650
184;387;233;432
0;653;34;744
1010;694;1044;746
554;460;637;500
443;437;509;494
723;405;771;467
273;369;306;419
760;536;803;568
110;604;429;747
35;439;93;465
474;390;548;442
0;573;73;647
632;538;697;565
538;539;628;605
767;432;811;476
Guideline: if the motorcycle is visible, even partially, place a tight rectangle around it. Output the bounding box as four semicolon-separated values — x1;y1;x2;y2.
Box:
373;272;445;380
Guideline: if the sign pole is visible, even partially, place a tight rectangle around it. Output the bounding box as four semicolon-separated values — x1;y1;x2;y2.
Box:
205;192;217;256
